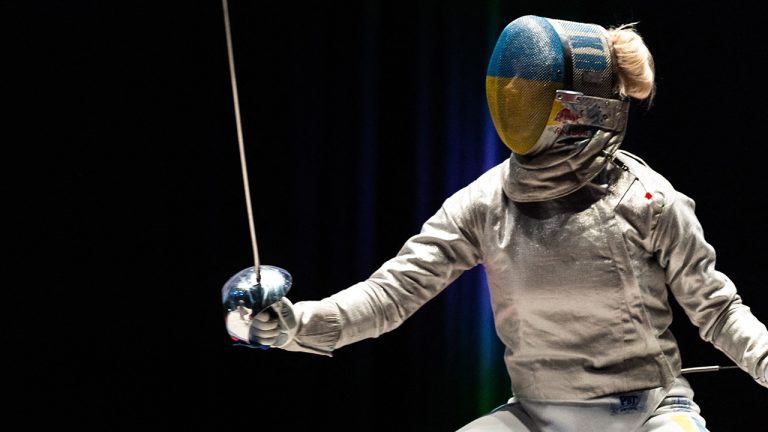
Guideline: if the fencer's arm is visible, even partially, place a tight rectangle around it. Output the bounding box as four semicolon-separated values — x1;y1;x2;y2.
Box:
654;191;768;387
286;191;484;355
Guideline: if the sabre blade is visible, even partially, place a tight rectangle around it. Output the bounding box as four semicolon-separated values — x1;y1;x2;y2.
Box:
222;0;261;282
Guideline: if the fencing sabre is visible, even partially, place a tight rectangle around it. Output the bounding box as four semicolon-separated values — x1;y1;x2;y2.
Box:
219;0;292;349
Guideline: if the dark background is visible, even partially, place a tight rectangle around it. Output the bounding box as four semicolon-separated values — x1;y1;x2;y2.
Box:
7;0;767;429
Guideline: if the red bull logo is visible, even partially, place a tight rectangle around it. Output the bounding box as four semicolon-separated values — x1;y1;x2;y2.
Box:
553;108;581;123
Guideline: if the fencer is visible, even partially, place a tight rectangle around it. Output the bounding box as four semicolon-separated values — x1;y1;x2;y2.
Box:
228;15;768;431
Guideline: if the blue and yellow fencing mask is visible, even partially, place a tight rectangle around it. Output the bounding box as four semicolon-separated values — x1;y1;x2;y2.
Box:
488;16;631;202
487;15;625;156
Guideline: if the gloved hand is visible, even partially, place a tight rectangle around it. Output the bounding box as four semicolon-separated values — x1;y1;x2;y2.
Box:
226;297;297;348
226;297;339;356
251;298;298;348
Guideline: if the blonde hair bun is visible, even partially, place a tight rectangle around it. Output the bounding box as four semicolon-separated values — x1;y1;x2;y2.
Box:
607;24;655;101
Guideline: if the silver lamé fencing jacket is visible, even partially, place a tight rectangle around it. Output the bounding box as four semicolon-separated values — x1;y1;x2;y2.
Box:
288;150;768;400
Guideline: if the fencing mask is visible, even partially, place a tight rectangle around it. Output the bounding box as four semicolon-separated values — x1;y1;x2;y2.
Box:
487;16;630;201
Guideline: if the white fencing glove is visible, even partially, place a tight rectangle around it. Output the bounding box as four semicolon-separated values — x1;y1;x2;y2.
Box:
226;297;337;356
225;297;297;348
250;298;298;348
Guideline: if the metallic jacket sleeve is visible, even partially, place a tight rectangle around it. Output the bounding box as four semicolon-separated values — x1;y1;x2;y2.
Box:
289;188;484;354
653;190;768;387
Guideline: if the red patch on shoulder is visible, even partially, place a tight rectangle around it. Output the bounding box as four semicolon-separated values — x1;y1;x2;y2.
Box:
645;192;653;200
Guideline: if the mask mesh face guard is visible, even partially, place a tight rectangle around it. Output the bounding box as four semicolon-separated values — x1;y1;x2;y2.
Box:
486;15;616;155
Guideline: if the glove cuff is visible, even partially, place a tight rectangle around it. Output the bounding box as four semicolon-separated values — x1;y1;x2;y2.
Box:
281;300;342;356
